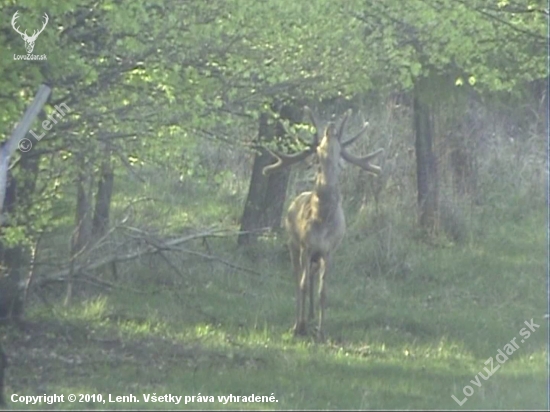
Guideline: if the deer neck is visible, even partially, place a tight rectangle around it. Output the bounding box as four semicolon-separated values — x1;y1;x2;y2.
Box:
315;158;340;190
313;161;342;221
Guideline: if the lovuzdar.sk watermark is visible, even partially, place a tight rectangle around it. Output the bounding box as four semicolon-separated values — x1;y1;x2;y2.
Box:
451;318;540;406
11;10;48;60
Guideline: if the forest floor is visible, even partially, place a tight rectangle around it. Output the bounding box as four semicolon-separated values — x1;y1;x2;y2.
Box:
1;204;547;410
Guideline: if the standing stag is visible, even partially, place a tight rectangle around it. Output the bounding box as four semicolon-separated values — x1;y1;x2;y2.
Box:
263;107;384;338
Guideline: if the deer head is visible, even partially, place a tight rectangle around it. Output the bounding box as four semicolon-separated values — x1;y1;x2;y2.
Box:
12;11;49;54
263;107;383;179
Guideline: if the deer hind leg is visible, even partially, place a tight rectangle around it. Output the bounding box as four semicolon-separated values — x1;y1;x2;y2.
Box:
293;247;310;336
308;267;315;321
308;255;320;321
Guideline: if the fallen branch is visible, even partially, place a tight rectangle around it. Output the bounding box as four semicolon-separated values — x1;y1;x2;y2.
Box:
38;227;269;285
167;245;262;276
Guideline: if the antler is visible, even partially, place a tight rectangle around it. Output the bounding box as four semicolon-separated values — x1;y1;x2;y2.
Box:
262;146;316;176
11;11;48;40
342;121;370;147
262;106;321;176
341;147;384;175
31;13;49;39
336;111;383;175
335;109;352;141
11;11;26;37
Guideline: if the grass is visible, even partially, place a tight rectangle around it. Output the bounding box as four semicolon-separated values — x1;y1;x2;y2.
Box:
2;169;547;410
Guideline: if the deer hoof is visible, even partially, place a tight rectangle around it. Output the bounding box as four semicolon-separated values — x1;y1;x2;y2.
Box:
315;327;325;342
293;322;307;336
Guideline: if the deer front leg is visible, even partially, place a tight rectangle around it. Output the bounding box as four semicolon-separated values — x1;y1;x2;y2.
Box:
317;255;329;340
289;242;307;336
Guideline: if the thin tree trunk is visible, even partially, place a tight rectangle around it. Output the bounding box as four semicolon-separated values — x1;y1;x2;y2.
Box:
413;80;439;233
66;155;93;306
73;168;93;253
92;144;114;238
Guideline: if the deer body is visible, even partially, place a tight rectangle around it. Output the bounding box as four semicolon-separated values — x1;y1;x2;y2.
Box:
263;107;383;338
286;188;345;336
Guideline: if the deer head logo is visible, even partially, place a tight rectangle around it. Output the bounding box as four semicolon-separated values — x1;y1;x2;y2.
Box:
11;11;49;54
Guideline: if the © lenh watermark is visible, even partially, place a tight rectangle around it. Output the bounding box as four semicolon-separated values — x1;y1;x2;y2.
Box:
451;318;540;406
11;10;48;60
18;103;71;153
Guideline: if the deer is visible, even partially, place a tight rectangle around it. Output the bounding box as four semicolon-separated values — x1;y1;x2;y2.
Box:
262;107;384;339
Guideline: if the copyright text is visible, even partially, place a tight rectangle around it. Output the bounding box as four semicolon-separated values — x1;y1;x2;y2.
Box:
10;392;279;405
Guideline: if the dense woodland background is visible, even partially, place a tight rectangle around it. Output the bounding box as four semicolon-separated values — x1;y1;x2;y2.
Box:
0;0;547;409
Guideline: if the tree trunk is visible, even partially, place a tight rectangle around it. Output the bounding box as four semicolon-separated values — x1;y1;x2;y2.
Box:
238;104;301;245
17;153;40;207
66;155;94;306
0;89;50;322
73;168;94;254
262;170;290;229
0;344;5;408
238;113;274;246
450;135;475;198
92;144;114;238
262;105;301;228
413;80;439;233
0;171;24;320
